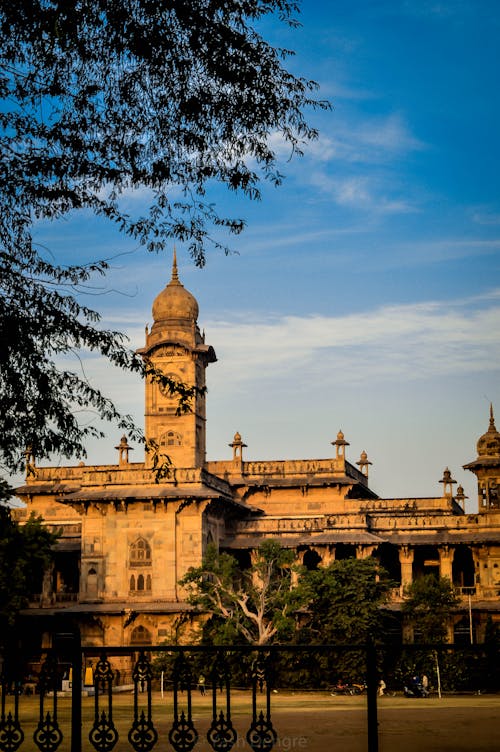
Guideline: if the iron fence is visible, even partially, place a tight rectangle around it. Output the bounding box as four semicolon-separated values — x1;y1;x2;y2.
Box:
1;639;498;752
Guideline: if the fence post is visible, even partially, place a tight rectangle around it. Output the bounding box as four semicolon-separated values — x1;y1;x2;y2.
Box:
366;638;379;752
70;629;82;752
54;628;82;752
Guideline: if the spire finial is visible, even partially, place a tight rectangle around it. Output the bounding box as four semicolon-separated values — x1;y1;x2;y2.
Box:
171;246;179;283
490;402;495;429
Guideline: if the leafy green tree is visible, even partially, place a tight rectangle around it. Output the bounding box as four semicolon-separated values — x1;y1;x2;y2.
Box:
299;558;394;645
0;1;328;472
0;480;57;638
291;558;394;686
402;574;460;696
180;540;307;645
402;574;459;643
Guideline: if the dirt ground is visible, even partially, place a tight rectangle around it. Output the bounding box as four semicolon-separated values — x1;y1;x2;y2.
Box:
262;695;500;752
189;693;500;752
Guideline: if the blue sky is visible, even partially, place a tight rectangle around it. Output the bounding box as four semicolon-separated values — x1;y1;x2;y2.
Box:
26;0;500;510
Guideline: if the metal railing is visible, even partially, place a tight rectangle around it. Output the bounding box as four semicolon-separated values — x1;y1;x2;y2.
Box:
1;639;498;752
0;638;382;752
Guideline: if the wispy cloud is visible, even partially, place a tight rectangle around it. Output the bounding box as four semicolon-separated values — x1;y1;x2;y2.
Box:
401;0;474;20
308;171;418;215
330;114;426;163
472;209;500;226
203;291;500;390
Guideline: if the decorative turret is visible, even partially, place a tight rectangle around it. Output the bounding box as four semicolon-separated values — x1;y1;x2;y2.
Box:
476;404;500;458
332;430;349;460
464;404;500;512
152;249;199;326
137;250;216;469
455;484;468;511
115;435;132;466
229;431;247;463
439;467;456;497
356;450;372;478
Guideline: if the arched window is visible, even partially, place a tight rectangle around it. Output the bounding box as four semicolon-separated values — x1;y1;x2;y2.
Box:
146;574;152;591
129;574;136;591
137;574;145;591
87;567;98;598
130;625;152;645
129;538;152;567
159;431;182;447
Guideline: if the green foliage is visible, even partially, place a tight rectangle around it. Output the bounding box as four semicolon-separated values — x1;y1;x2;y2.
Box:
0;480;57;635
483;615;500;691
402;574;460;643
292;557;394;685
0;1;328;472
298;558;394;644
180;540;307;645
0;252;198;471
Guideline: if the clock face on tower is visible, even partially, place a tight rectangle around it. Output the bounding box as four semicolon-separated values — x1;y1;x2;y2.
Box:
158;372;180;398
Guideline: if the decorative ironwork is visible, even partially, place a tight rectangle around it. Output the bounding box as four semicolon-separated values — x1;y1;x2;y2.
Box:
246;654;277;752
0;713;24;752
168;652;198;752
128;651;158;752
89;653;118;752
207;652;237;752
33;653;62;752
0;661;24;752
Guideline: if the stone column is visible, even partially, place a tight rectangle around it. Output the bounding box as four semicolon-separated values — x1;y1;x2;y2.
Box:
399;545;414;594
321;546;335;566
357;545;376;559
41;562;54;606
439;544;453;581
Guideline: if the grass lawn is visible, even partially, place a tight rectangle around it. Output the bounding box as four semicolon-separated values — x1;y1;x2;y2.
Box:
5;691;500;751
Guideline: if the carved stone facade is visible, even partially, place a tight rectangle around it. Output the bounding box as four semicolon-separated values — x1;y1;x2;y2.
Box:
14;258;500;647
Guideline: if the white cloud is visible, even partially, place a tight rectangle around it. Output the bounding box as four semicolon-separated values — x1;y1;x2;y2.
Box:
204;293;500;390
308;172;417;215
472;210;500;226
321;113;426;165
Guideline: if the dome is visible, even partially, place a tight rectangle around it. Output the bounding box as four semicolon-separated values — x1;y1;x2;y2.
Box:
152;251;199;323
477;405;500;458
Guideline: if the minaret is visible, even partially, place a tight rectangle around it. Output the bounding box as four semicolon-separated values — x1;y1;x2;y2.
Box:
464;404;500;511
137;251;216;468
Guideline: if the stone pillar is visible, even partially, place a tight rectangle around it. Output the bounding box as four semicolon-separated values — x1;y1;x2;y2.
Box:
41;562;54;606
357;545;376;559
471;547;482;597
321;547;335;566
399;546;414;593
439;545;453;581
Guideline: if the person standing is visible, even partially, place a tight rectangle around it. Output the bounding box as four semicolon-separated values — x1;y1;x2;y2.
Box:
198;674;206;696
422;674;429;696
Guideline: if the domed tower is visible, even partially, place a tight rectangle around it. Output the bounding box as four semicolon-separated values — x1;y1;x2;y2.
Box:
463;405;500;511
138;251;216;468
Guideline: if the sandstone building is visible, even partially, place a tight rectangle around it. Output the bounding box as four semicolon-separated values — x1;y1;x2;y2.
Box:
15;255;500;647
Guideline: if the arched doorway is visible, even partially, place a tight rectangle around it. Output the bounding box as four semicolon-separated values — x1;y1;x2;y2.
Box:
374;543;401;586
412;546;440;579
130;625;152;645
452;545;475;590
335;543;356;560
232;549;252;571
303;549;322;571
